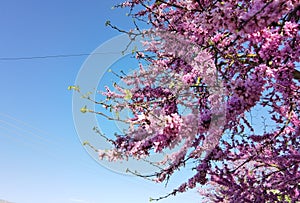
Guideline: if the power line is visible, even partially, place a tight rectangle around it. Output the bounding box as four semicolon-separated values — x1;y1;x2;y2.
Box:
0;51;122;61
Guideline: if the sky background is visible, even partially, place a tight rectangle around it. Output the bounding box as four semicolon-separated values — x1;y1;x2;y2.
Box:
0;1;201;203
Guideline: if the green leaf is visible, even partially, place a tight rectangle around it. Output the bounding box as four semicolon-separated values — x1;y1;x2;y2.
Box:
80;105;88;113
155;0;162;6
68;85;80;92
169;81;175;88
195;77;201;86
124;89;132;100
208;39;214;46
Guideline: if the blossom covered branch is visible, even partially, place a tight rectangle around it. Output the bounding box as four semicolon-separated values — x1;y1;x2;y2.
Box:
79;0;300;202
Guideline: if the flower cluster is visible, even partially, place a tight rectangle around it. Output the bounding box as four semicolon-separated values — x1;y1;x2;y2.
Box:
92;0;300;202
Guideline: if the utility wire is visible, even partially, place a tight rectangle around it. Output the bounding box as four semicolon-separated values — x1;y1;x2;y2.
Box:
0;51;122;61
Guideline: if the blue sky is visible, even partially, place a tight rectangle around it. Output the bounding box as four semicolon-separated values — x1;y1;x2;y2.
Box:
0;1;200;203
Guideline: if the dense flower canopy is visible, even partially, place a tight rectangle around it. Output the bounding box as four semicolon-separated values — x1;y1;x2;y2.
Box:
83;1;300;202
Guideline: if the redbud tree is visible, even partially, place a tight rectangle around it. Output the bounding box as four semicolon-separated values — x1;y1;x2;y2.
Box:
80;1;300;202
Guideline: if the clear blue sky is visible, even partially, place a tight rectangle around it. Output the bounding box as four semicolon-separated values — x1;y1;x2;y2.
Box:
0;1;200;203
